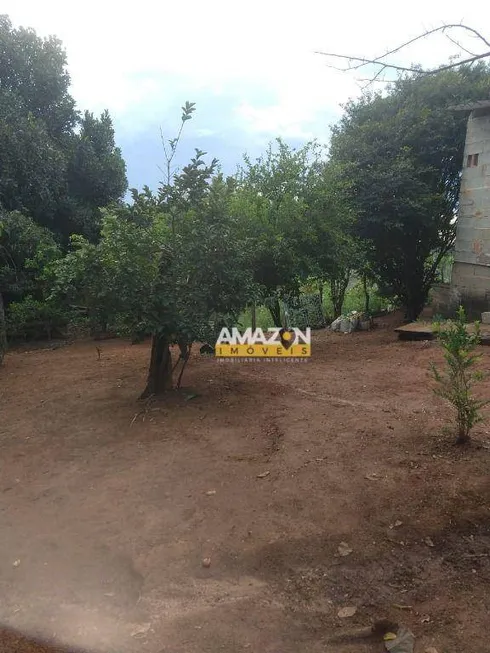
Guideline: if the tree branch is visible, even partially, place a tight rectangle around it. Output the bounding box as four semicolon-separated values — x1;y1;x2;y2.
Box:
316;51;420;74
444;33;477;57
316;23;490;84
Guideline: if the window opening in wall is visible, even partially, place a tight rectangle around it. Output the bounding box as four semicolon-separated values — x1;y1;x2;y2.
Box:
467;153;479;167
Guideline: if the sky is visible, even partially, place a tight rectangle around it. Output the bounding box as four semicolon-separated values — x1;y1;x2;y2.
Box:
3;0;490;191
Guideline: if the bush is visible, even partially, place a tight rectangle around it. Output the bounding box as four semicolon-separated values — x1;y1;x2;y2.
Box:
431;306;488;444
322;280;393;321
6;297;67;341
285;293;326;330
239;305;275;330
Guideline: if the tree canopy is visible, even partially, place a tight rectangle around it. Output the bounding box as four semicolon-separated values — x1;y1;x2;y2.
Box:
0;14;127;240
329;63;490;319
233;140;351;324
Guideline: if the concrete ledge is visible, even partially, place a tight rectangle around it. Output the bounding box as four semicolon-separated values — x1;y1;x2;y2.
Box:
395;321;490;343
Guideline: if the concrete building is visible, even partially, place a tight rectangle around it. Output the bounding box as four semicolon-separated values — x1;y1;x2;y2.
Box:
450;100;490;317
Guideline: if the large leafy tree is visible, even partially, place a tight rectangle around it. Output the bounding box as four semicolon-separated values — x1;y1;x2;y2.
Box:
233;140;328;325
52;105;253;396
297;161;356;318
329;63;490;320
0;14;127;240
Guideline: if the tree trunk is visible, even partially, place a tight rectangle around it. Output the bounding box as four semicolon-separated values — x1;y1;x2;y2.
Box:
318;282;324;309
0;292;6;365
404;292;428;322
332;296;343;319
330;272;350;319
362;274;370;314
456;429;471;445
251;303;257;332
175;342;192;389
140;334;173;399
268;298;282;327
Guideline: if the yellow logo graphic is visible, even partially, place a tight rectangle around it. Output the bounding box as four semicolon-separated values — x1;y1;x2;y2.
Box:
215;327;311;359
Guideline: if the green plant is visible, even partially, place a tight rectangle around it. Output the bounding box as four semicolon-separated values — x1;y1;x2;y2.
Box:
0;16;126;240
6;296;67;341
431;306;488;444
329;63;490;320
53;104;254;396
319;279;391;320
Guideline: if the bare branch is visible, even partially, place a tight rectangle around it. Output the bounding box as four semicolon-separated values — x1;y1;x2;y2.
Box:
444;33;477;57
316;23;490;84
360;65;389;90
316;51;420;74
370;23;490;64
444;23;490;49
434;50;490;73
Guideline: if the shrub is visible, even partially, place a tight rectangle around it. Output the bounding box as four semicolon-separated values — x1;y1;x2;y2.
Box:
6;297;67;341
431;306;488;444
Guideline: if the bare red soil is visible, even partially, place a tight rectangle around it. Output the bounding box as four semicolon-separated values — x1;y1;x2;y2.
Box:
1;314;489;653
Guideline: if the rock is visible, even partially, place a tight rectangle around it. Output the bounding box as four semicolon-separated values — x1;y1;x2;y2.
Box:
337;606;357;618
340;318;352;333
256;471;270;479
424;648;439;653
384;627;415;652
131;623;151;638
337;541;353;557
205;490;216;496
424;537;435;548
481;312;490;324
202;557;212;568
330;317;342;332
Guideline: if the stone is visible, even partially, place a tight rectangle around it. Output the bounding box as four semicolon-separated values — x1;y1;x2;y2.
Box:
330;316;342;331
337;606;357;618
481;311;490;324
337;541;353;557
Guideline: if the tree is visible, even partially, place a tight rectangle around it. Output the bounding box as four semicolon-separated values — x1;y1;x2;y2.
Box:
64;110;128;240
0;14;127;240
0;89;67;229
0;210;61;300
50;210;163;338
52;105;253;396
0;15;76;137
329;64;490;320
0;209;61;357
233;140;325;326
297;162;356;318
141;173;252;397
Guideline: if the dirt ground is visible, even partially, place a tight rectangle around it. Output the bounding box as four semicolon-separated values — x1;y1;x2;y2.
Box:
1;313;489;653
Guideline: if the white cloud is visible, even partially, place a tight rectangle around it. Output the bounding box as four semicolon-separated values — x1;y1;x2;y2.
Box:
3;0;490;144
195;128;216;137
236;103;315;140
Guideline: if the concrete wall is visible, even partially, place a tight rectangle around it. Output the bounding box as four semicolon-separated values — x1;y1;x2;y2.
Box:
425;282;459;319
451;108;490;317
